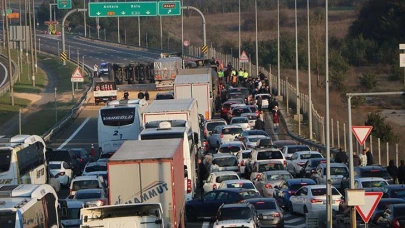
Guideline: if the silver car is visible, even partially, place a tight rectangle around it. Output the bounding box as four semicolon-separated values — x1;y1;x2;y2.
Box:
218;141;246;156
246;198;284;228
73;188;108;207
243;135;271;149
313;163;349;188
254;170;293;197
230;117;251;131
219;125;244;145
204;153;240;175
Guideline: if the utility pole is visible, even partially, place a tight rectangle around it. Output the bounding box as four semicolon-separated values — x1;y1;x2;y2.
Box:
33;0;38;73
24;0;29;67
277;0;281;96
28;0;35;86
295;0;300;135
2;2;6;49
307;0;313;139
4;0;14;106
84;0;87;37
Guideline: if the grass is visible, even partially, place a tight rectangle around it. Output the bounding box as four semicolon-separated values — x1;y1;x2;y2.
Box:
0;94;31;123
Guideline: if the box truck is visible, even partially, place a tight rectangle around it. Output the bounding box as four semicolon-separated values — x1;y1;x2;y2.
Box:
93;78;117;105
108;139;185;228
173;68;217;120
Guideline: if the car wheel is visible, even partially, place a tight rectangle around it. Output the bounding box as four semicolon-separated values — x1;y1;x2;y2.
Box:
303;205;308;214
288;202;295;215
186;207;197;222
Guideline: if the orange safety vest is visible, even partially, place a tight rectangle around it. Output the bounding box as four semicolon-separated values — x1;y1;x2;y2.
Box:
232;75;237;83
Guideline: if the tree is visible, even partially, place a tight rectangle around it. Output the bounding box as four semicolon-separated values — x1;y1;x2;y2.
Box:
359;72;378;90
310;9;325;87
365;112;398;143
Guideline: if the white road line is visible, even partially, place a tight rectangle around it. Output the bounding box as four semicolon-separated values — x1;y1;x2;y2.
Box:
57;117;90;149
0;61;8;87
201;221;210;228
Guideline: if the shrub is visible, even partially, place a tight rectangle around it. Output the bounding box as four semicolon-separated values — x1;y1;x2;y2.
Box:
365;112;398;143
358;73;378;90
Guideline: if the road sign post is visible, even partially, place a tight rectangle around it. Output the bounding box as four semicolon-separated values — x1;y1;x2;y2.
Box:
71;67;84;82
239;50;249;63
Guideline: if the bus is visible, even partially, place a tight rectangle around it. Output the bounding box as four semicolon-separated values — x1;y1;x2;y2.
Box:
0;184;59;228
98;99;149;153
139;121;198;201
0;135;47;185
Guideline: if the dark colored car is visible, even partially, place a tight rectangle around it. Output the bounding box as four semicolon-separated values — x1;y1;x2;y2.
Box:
341;166;393;191
300;158;335;178
246;198;284;228
375;203;405;227
70;148;95;171
229;87;250;99
185;188;261;222
229;92;244;100
155;92;174;100
273;178;316;209
48;149;81;176
371;198;405;225
221;100;242;120
381;185;405;200
228;106;252;120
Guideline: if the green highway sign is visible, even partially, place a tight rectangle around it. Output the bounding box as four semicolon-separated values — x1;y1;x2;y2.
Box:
57;0;72;9
88;2;158;17
88;1;181;17
1;9;12;16
158;1;181;16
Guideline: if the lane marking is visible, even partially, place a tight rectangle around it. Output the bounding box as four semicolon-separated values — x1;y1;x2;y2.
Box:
0;61;8;88
201;221;210;228
57;117;91;149
285;216;305;223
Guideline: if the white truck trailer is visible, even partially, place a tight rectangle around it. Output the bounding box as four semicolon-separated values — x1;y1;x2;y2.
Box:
154;56;182;90
173;68;216;120
107;139;185;228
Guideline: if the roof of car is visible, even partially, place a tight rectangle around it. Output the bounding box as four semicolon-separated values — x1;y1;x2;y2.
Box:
72;176;100;181
222;179;253;184
354;177;387;181
231;117;249;120
49;161;64;165
255;148;282;152
318;163;348;168
284;145;310;148
212;171;239;176
381;184;405;190
86;162;107;167
245;135;268;139
206;119;227;123
75;188;103;194
223;125;243;129
262;170;291;175
245;197;277;203
302;184;338;190
220;141;244;147
294;151;321;155
217;188;257;193
285;178;316;184
355;165;386;171
212;153;238;158
223;100;242;105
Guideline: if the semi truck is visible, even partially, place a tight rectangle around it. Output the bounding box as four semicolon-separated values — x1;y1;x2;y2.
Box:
93;78;117;105
154;56;183;90
142;98;201;143
107;139;185;228
173;68;218;120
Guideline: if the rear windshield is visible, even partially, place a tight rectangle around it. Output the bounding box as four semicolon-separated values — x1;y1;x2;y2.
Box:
214;157;238;167
75;192;101;199
226;182;255;190
207;122;226;131
287;146;310;154
229;93;243;99
248;137;263;143
361;170;390;178
218;207;251;221
49;164;61;169
72;180;100;191
232;118;248;124
267;173;292;181
251;201;276;210
222;128;243;135
242;152;252;159
392;190;405;198
311;188;340;196
291;183;310;191
258;163;284;172
99;152;115;159
329;167;348;175
219;146;241;153
216;175;239;183
85;165;107;173
156;94;173;100
300;153;323;159
257;151;283;160
361;181;388;188
233;108;251;115
49;152;71;162
311;159;327;167
238;190;260;199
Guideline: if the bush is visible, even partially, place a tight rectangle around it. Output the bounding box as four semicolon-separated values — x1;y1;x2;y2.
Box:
358;72;378;90
365;112;398;143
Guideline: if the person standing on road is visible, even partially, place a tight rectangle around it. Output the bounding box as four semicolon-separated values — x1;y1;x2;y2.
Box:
198;159;207;189
254;115;265;131
144;91;150;101
365;147;374;165
352;152;361;167
387;160;398;184
335;148;348;164
123;90;129;100
257;95;263;111
93;64;99;78
360;149;368;166
272;110;279;130
137;90;145;99
398;160;405;184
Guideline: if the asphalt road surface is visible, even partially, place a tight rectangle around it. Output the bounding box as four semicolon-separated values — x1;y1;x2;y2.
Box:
0;59;8;90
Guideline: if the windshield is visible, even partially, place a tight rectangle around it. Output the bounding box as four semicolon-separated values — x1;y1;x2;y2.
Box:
361;181;388;188
257;151;283;160
100;107;135;126
258;163;284;172
0;149;12;173
311;188;340;196
267;173;292;181
140;133;184;140
75;192;101;200
300;153;322;159
361;170;390;178
49;164;61;169
222;128;243;135
0;211;16;228
287;146;310;154
213;157;238;167
291;183;309;191
72;180;100;191
216;175;239;183
251;201;276;210
232;118;248;124
311;159;327;167
207;122;226;131
218;207;251;221
219;146;241;153
85;165;107;173
226;182;255;190
66;208;81;220
327;167;348;175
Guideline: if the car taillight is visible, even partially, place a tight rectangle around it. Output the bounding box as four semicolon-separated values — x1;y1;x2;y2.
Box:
187;179;192;193
310;198;323;203
311;169;317;174
55;172;65;178
288;191;295;195
284;161;287;166
79;158;83;162
265;184;273;189
97;199;106;206
393;218;401;228
297;162;306;166
272;212;280;217
247;145;252;148
213;184;217;190
220;134;223;138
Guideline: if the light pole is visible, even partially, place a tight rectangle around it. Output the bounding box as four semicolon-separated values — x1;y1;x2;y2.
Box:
295;0;300;135
255;0;259;76
277;0;281;96
307;0;313;139
181;0;184;61
84;0;87;37
238;0;241;70
4;0;14;106
117;0;120;43
138;0;141;46
38;38;41;52
54;87;57;124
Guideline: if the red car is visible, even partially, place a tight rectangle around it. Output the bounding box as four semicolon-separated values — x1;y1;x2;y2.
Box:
221;100;242;120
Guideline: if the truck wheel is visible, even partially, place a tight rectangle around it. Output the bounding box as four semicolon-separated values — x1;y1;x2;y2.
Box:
186;208;197;222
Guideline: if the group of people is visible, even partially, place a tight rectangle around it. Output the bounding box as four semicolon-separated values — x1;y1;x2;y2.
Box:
122;90;150;101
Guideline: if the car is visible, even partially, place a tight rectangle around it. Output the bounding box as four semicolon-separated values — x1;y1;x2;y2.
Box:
289;185;342;215
155;92;174;100
281;145;311;159
313;163;349;187
69;175;108;198
228;87;250;100
249;148;287;174
243;135;271;150
97;158;109;163
380;184;405;199
203;171;240;193
204;153;240;175
228;92;245;100
340;166;393;190
230;117;251;131
48;161;73;187
241;130;270;138
255;138;277;150
82;162;108;185
98;63;109;76
214;202;261;228
248;160;285;182
99;151;115;159
228;106;251;121
208;125;228;149
204;119;227;139
70;148;95;171
72;188;108;207
221;100;243;120
374;203;405;227
240;113;258;129
218;141;247;156
272;140;297;149
217;179;260;194
370;198;405;225
237;150;252;175
286;151;323;177
255;94;271;109
247;105;259;117
219;125;244;145
58;200;84;228
185;188;261;222
273;178;317;209
254;170;293;197
354;177;389;188
246;198;284;228
300;158;335;178
48;149;81;176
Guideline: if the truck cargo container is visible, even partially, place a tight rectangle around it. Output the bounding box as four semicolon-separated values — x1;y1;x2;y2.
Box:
93;78;117;105
154;57;182;90
108;139;185;228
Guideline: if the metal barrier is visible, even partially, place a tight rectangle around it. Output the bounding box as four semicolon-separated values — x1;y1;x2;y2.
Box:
0;54;18;97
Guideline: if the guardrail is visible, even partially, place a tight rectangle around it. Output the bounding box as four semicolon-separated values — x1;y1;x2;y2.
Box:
0;54;18;97
40;51;93;143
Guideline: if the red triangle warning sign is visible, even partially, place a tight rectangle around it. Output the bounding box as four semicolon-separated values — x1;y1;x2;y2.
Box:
355;192;383;223
71;67;83;78
352;126;373;146
239;50;249;62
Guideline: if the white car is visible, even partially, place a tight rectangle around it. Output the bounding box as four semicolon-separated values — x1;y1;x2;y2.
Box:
236;150;252;175
354;177;389;188
82;162;108;185
289;185;342;215
281;145;311;159
69;175;108;197
254;94;271;109
248;148;287;175
286;151;323;177
240;113;258;129
203;171;240;193
219;125;244;145
218;141;246;156
49;161;73;186
217;179;260;194
214;203;260;228
230;117;251;131
243;135;271;149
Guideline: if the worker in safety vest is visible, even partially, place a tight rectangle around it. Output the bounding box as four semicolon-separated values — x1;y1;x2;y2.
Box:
243;70;249;80
218;69;225;84
232;73;238;87
238;68;245;86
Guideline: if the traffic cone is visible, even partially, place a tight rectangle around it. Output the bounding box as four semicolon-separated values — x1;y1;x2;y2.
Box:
90;144;95;157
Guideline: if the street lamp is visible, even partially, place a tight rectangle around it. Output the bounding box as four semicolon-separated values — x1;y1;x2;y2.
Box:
277;0;281;96
307;0;313;139
255;0;259;76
